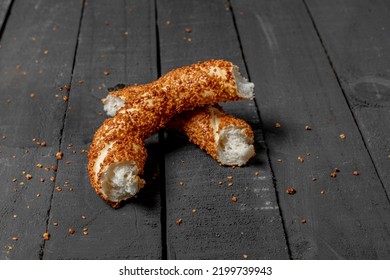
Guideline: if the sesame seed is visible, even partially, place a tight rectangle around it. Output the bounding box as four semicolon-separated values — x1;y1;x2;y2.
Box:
56;152;63;160
286;187;296;195
42;232;50;240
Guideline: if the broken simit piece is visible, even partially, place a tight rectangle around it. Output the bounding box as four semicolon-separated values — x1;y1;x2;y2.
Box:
167;105;255;166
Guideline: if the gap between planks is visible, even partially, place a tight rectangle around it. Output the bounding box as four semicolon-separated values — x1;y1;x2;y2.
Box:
227;0;293;259
38;0;87;260
0;0;14;41
154;0;168;260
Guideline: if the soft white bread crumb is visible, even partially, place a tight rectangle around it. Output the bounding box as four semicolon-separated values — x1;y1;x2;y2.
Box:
102;95;125;117
216;126;255;166
233;65;255;99
100;161;144;202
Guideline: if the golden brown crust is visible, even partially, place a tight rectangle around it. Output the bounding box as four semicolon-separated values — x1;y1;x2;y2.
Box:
109;59;242;112
168;105;255;164
89;60;250;207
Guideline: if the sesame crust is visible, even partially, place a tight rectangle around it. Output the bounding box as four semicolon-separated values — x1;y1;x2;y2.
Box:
168;105;255;165
89;60;252;207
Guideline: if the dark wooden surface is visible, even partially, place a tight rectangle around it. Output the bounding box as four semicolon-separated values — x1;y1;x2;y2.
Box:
0;0;389;260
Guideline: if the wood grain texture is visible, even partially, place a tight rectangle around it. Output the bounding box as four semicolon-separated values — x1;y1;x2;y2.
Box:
42;0;162;259
231;0;390;259
304;0;390;197
157;0;289;259
0;0;83;259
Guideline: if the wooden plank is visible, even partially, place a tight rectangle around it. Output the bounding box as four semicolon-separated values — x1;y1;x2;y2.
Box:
157;0;289;259
231;0;390;259
0;0;12;33
43;0;162;259
0;0;83;259
304;0;390;199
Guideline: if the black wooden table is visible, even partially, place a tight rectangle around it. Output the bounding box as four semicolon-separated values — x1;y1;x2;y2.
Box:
0;0;389;260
